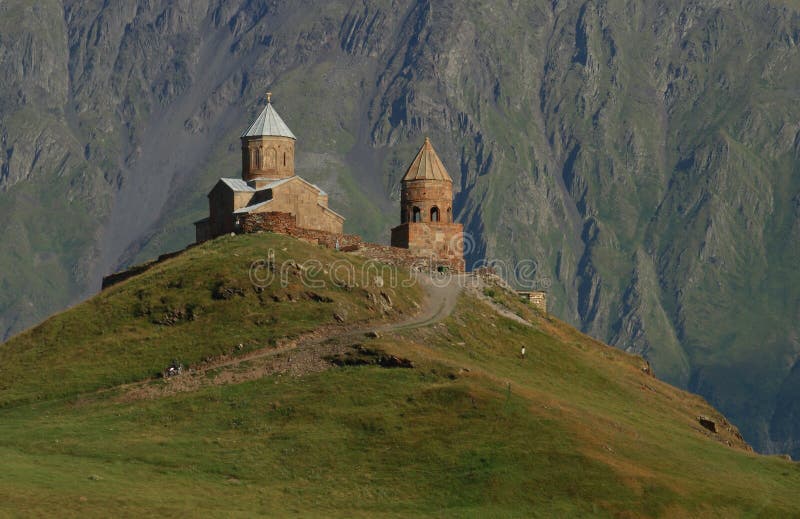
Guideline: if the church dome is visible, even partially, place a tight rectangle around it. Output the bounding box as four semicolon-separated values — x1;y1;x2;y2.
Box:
240;94;296;181
397;138;454;225
401;137;452;182
242;93;296;140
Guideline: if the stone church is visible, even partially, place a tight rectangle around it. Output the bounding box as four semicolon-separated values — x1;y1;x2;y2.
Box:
391;137;464;270
195;95;344;242
194;95;463;270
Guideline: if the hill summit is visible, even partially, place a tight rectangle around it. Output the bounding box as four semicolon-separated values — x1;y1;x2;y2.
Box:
0;233;798;516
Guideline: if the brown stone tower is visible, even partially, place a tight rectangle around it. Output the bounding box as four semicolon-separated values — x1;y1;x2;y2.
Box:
391;138;464;270
241;93;296;182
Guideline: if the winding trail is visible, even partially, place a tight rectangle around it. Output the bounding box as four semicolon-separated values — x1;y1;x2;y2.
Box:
381;273;464;332
118;273;466;401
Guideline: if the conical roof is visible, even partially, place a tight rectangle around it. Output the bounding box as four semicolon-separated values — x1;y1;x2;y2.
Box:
401;137;452;182
242;94;296;139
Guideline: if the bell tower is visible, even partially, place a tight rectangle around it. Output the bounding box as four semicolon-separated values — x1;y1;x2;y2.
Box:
241;93;296;182
397;137;454;225
391;138;464;270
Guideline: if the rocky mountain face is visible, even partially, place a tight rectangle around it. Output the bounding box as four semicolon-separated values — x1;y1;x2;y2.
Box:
2;0;800;456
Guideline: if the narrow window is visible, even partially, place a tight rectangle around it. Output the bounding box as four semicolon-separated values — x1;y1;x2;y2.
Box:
413;207;422;222
431;206;440;222
447;207;452;222
283;152;286;166
266;148;277;169
254;149;261;169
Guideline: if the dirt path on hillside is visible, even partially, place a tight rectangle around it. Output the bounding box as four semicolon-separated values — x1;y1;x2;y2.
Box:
117;273;466;401
464;279;532;327
381;273;463;331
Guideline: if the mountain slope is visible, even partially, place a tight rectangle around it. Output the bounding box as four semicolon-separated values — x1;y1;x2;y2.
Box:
2;0;800;457
0;233;798;517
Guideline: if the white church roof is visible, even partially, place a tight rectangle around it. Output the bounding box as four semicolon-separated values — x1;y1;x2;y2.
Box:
241;95;296;139
219;178;255;192
218;177;294;193
234;199;273;214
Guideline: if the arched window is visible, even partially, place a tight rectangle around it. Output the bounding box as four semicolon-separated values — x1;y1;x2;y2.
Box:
283;152;286;167
447;207;452;222
431;206;440;222
254;148;261;169
412;207;422;222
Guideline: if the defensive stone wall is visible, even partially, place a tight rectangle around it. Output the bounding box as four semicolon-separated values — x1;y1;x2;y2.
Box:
107;213;464;292
354;243;465;272
101;247;195;290
240;211;296;234
240;212;463;271
239;211;361;249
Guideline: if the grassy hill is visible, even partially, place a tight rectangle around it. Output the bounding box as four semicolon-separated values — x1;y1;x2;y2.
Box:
4;0;800;458
0;233;798;517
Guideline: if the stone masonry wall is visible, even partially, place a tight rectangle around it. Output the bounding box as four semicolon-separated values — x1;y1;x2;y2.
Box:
519;291;548;313
240;212;462;271
102;247;196;290
391;222;465;271
264;180;344;234
401;178;454;224
239;211;361;249
242;135;295;181
355;243;465;272
240;211;296;234
107;216;463;292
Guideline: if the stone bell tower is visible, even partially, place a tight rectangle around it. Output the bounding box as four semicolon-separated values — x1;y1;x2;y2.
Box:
398;137;454;225
241;93;296;182
391;137;464;270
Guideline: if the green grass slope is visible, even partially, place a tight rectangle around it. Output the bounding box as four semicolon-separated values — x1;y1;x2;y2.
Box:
0;234;421;407
0;234;798;517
